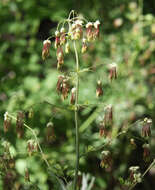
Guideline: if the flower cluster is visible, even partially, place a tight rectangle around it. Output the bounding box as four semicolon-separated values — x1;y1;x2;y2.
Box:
42;18;100;68
129;166;142;184
56;75;70;100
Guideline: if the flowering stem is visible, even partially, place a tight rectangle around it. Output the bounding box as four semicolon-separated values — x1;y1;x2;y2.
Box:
7;114;50;169
73;40;79;190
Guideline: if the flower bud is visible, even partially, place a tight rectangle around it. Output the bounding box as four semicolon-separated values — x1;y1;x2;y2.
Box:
46;122;56;143
142;118;152;137
109;63;117;82
143;143;150;162
96;80;103;97
4;112;11;132
42;39;51;60
16;111;25;138
86;22;93;41
70;87;76;104
81;38;88;53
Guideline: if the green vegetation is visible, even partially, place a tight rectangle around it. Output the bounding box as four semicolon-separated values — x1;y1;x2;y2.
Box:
0;0;155;189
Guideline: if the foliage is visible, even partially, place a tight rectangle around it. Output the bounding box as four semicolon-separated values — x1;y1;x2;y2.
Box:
0;0;155;190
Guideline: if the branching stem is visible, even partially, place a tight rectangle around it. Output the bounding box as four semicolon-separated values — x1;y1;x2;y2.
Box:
8;114;50;169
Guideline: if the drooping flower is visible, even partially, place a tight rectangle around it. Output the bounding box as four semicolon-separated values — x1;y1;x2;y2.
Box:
142;143;150;162
100;150;112;170
4;112;11;132
93;20;100;39
104;105;113;126
46;122;56;143
27;139;38;156
142;118;152;137
86;22;93;41
16;111;25;138
56;46;64;69
70;87;76;104
96;80;103;97
42;39;51;60
60;27;66;45
55;31;60;49
81;38;88;53
129;166;142;183
108;63;117;82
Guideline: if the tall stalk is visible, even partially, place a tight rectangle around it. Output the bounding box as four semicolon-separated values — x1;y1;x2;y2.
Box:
73;40;80;190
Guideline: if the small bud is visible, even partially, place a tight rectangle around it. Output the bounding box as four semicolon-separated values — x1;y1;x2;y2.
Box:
100;150;112;171
108;63;117;82
46;122;56;143
16;111;25;138
65;42;70;54
143;143;150;162
4;112;11;132
81;38;88;53
142;118;152;137
42;40;51;60
70;87;76;104
96;80;103;97
55;31;60;49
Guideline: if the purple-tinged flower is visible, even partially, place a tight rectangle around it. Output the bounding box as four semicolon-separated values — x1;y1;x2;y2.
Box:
42;39;51;60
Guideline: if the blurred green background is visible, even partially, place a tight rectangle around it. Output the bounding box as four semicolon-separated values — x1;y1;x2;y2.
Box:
0;0;155;189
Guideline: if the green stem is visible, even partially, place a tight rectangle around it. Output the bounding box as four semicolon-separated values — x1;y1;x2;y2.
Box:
8;114;50;169
73;40;79;190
